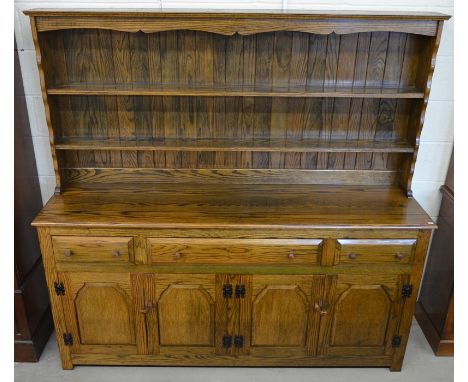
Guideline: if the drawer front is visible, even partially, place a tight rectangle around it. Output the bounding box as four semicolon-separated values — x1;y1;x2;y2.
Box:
52;236;133;263
149;238;322;265
336;239;416;264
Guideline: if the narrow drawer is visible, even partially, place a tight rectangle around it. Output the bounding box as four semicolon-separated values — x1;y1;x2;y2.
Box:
149;238;322;265
336;239;417;264
52;236;133;263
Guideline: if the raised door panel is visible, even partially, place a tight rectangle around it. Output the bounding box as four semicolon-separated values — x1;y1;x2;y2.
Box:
317;274;407;357
252;285;308;346
249;275;323;357
155;274;216;349
60;272;140;355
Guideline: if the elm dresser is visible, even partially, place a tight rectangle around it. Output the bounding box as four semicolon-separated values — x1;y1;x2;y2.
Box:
24;8;450;370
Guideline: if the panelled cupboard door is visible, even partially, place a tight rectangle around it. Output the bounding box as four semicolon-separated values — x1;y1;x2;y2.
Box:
154;274;217;352
248;275;325;357
317;273;408;357
59;272;142;355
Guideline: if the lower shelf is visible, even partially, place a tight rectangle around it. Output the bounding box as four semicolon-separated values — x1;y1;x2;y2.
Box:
69;352;393;368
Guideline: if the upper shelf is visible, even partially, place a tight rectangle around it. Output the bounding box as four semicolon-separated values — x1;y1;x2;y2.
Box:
26;9;449;36
55;137;415;153
47;84;425;99
24;9;451;19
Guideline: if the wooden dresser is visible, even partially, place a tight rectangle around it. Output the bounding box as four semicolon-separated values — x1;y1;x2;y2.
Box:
416;151;454;355
24;9;450;371
14;37;53;362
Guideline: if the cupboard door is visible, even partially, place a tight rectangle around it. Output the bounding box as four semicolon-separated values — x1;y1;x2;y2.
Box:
59;272;141;355
248;275;323;357
154;274;217;351
317;274;408;357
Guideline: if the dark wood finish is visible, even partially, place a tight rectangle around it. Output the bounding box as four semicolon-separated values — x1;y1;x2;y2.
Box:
416;151;454;356
25;8;448;371
14;38;53;362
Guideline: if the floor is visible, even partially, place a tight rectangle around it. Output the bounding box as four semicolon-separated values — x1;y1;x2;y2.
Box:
15;320;453;382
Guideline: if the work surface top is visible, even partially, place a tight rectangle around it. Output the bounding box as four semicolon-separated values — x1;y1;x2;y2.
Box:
33;184;435;230
23;8;450;20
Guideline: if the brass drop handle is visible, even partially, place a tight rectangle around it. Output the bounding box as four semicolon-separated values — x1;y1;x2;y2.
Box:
112;250;123;257
314;302;330;316
173;252;182;260
139;302;154;314
395;252;407;260
64;249;73;257
348;253;357;260
288;251;295;260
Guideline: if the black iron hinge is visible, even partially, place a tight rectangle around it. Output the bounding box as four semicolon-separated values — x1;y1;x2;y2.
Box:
392;335;402;348
235;284;246;298
402;284;413;298
54;282;65;296
234;335;244;348
223;284;233;298
63;333;73;346
222;335;232;348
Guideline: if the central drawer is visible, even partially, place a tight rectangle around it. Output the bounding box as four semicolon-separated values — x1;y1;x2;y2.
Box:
148;238;322;265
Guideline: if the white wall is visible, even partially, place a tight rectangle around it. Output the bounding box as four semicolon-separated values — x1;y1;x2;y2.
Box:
14;0;454;220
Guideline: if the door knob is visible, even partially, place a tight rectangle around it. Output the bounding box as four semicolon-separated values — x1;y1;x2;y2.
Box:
314;302;330;316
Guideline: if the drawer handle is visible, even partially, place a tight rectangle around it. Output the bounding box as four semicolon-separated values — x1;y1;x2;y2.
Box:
288;252;295;260
395;253;407;260
314;302;330;316
63;249;73;257
173;252;182;260
348;253;358;260
112;250;123;257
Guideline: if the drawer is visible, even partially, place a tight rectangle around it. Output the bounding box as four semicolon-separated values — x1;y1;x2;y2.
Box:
336;239;417;264
52;236;133;263
148;238;322;265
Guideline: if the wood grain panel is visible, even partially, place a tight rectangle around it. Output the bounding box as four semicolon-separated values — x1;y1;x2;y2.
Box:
252;285;308;346
34;14;440;37
158;284;214;346
33;184;435;229
336;239;416;264
75;283;135;345
61;168;400;186
148;238;321;265
29;10;447;371
52;236;133;263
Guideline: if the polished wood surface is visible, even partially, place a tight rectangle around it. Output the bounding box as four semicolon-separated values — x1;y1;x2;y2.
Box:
33;184;435;229
27;9;448;38
30;21;446;195
416;151;454;356
55;137;415;153
336;239;416;264
149;238;321;265
26;8;447;371
52;236;133;263
14;39;53;362
24;9;450;18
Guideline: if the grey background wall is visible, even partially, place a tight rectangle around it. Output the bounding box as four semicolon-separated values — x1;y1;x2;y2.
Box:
14;0;454;221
